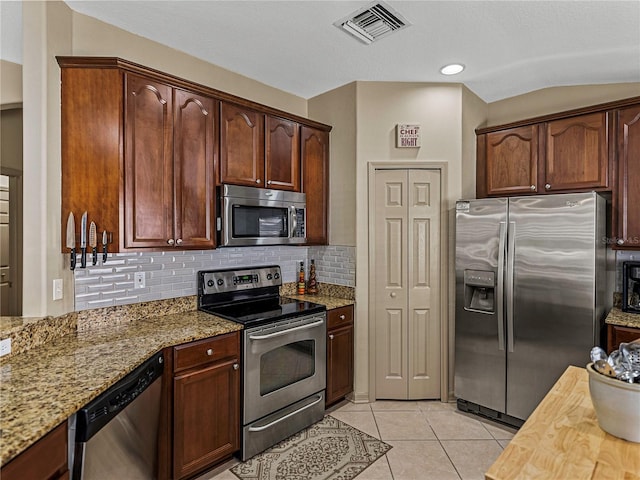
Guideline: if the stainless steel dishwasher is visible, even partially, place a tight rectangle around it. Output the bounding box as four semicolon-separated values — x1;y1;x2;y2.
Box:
72;351;164;480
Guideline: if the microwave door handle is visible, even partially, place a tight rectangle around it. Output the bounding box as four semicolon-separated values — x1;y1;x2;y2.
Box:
289;205;297;238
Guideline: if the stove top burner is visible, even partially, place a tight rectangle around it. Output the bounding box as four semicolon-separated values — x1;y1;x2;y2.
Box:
200;297;326;327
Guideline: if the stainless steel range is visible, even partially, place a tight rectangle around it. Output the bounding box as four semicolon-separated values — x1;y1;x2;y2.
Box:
197;265;327;460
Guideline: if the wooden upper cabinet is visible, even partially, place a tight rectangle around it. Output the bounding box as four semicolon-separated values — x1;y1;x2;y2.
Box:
616;104;640;249
60;67;123;252
173;89;217;249
124;74;174;249
124;75;216;250
219;102;265;187
543;112;609;192
482;125;539;196
266;115;300;191
301;126;329;245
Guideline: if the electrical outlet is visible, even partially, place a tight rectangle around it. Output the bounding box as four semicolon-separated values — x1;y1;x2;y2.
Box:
134;271;146;289
53;278;63;300
0;338;11;357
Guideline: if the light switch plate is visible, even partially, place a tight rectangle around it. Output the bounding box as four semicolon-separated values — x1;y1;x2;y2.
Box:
0;338;11;357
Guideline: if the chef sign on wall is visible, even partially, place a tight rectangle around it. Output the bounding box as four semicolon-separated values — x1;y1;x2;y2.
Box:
396;124;421;148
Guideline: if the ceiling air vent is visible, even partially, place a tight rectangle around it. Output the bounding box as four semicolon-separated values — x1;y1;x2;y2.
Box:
334;1;410;45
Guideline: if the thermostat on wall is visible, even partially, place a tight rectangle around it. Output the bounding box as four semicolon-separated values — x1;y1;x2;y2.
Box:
396;124;421;148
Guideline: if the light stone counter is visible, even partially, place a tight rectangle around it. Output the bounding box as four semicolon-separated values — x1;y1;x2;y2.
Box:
284;294;354;310
0;310;241;467
605;307;640;329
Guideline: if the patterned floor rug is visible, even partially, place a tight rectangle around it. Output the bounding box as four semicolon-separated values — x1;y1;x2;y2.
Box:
230;415;392;480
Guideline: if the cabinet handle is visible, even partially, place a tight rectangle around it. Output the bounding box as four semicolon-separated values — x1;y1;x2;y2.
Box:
267;180;272;185
390;292;396;298
167;239;175;245
206;348;213;356
617;239;625;245
233;363;239;370
530;185;536;191
339;315;346;320
329;334;334;340
256;179;261;184
176;238;183;246
545;183;551;190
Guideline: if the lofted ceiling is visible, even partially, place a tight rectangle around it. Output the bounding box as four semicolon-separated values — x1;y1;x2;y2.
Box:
4;1;640;103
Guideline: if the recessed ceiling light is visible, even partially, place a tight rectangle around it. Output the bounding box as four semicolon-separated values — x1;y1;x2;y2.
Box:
440;64;465;75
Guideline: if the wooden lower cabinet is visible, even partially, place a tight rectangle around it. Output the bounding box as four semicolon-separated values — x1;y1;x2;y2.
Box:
2;421;68;480
326;306;354;406
607;323;640;353
160;332;240;480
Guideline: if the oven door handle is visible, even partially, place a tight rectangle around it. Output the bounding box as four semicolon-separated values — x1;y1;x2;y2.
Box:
248;319;324;341
247;394;324;432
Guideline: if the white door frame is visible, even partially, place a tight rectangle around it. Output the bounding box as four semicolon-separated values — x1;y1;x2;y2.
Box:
368;162;450;402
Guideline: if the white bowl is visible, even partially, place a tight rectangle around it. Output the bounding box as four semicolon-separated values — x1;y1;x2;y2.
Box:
587;362;640;443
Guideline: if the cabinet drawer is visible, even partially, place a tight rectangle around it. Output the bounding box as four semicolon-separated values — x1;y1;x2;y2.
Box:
174;332;239;372
327;306;354;330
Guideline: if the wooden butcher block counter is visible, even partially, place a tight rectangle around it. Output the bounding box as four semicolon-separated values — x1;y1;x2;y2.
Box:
485;366;640;480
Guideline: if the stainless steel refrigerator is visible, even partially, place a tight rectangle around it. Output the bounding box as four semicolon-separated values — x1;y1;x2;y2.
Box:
454;192;612;426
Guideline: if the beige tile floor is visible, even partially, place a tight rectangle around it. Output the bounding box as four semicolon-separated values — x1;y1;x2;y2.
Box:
198;399;517;480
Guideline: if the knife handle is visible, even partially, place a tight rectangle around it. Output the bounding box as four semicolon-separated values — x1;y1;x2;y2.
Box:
92;247;97;266
81;247;87;269
70;248;76;271
102;243;107;263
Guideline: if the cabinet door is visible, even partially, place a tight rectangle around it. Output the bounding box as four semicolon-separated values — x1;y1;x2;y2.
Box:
616;105;640;249
484;126;539;196
326;323;354;406
326;306;354;406
173;89;216;249
173;359;240;479
2;422;68;480
124;74;174;249
543;112;609;192
266;115;300;191
301;126;329;244
219;102;264;187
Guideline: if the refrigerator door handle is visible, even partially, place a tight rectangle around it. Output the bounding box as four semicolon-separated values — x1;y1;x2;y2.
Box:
497;221;506;351
506;221;516;353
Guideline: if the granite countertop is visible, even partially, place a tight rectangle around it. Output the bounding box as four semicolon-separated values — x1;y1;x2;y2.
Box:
0;290;355;467
0;311;242;467
605;307;640;329
285;294;355;310
485;366;640;479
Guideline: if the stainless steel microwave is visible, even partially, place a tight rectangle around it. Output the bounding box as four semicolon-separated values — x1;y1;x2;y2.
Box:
217;184;306;246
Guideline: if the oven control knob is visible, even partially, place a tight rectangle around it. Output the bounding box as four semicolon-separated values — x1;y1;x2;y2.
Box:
207;280;214;287
267;273;273;280
217;279;224;286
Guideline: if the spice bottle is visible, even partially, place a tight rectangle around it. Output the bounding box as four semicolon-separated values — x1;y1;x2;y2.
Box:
307;259;318;294
297;261;306;295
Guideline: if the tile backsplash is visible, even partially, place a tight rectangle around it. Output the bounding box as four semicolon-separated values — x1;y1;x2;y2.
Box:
74;245;356;311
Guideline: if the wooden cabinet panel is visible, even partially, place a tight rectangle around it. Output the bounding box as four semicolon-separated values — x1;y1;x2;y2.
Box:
170;332;240;480
607;323;640;353
543;112;609;192
124;74;174;249
616;105;640;249
173;358;240;479
484;126;539;196
60;67;123;252
2;421;68;480
173;89;216;249
219;102;264;187
326;306;354;406
173;333;238;373
266;116;300;191
301;126;329;245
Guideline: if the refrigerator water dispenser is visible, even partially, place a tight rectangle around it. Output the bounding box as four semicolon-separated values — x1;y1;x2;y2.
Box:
463;270;495;313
